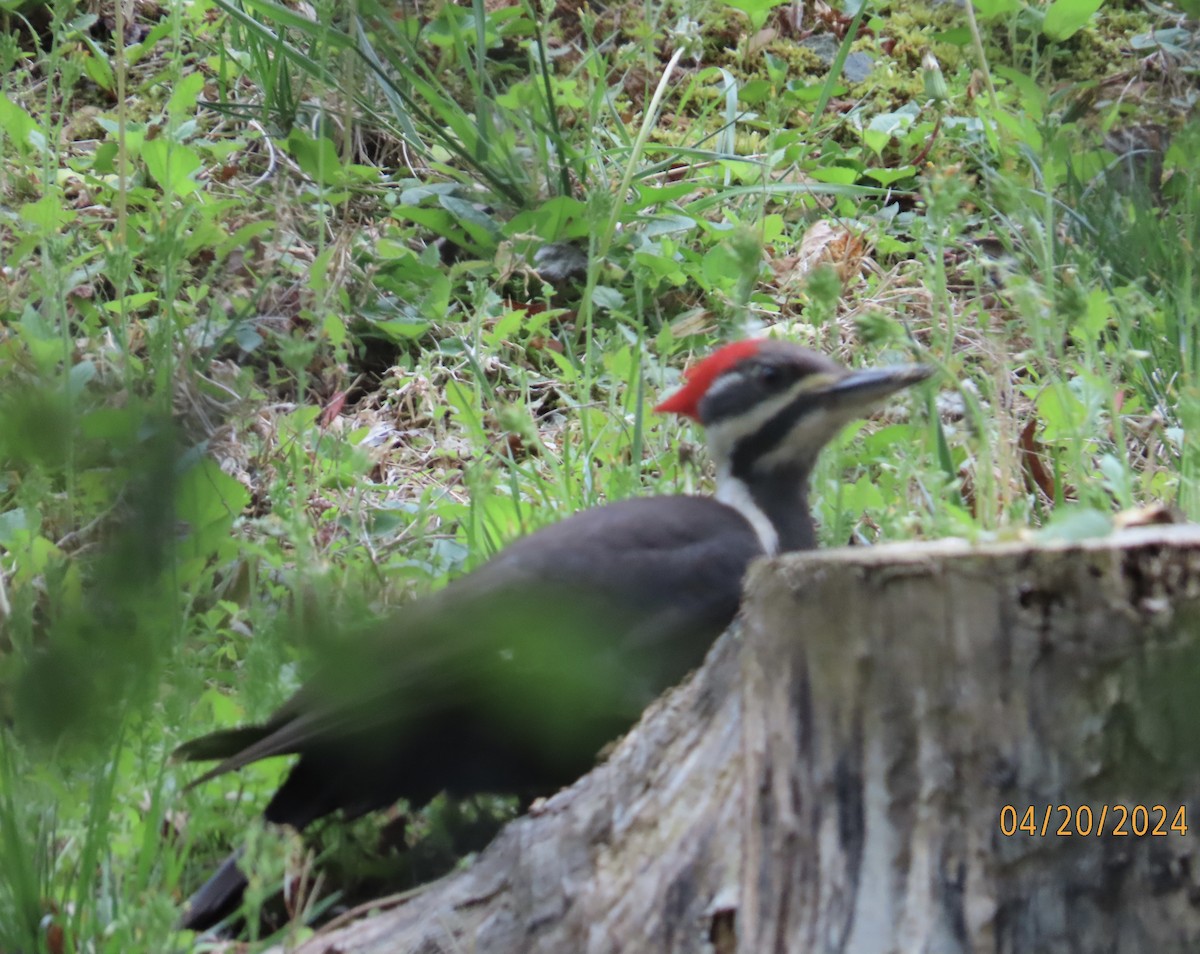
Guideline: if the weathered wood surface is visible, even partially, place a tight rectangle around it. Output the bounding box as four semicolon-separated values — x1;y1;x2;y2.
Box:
270;525;1200;954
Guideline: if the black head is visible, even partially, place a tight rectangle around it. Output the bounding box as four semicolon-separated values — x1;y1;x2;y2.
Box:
657;339;932;478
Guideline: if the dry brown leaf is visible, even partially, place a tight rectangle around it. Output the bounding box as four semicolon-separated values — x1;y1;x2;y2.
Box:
668;308;718;339
774;220;868;289
1113;504;1182;529
747;27;777;55
1018;418;1076;502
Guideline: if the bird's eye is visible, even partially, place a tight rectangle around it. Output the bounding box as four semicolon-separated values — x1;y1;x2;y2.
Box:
755;363;782;387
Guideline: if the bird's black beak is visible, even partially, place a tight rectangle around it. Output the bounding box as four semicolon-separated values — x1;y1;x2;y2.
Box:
820;363;934;412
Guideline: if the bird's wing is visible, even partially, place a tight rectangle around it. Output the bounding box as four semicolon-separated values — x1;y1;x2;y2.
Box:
176;495;762;783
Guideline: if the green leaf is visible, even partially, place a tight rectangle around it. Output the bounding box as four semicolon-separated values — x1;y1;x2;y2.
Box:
79;407;142;442
419;272;452;320
511;196;588;239
0;509;31;546
92;141;118;174
627;183;697;212
175;458;251;574
1043;0;1104;40
1072;288;1113;341
102;292;158;313
20;194;76;232
931;27;973;45
808;166;860;185
218;220;276;261
375;320;431;339
199;687;246;725
323;314;348;347
738;78;774;105
66;361;96;398
167;72;206;122
591;286;625;311
285;130;344;185
1035;506;1113;542
439;195;501;249
701;244;741;288
972;0;1021;18
862;128;891;156
764;51;788;87
80;45;115;92
142;139;202;197
1036;385;1086;441
841;474;886;513
640;214;696;238
397;205;485;255
862;166;916;186
719;0;790;31
445;378;488;445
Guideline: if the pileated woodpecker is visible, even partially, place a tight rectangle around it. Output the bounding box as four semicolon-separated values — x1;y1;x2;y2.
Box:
176;339;931;930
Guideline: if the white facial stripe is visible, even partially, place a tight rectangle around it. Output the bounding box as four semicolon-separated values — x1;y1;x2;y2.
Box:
703;376;818;467
700;369;751;403
755;405;863;471
715;468;779;555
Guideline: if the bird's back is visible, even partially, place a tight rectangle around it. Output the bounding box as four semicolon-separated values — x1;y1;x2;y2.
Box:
177;494;764;828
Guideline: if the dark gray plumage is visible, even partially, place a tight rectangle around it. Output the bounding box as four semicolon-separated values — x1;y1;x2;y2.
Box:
176;340;931;930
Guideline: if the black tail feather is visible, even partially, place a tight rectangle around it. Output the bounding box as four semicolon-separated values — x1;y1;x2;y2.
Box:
178;850;247;932
173;727;271;763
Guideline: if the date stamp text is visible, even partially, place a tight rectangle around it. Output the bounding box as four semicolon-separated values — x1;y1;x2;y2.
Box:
999;804;1189;837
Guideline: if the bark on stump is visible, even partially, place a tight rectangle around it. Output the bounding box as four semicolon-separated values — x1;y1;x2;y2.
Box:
271;525;1200;954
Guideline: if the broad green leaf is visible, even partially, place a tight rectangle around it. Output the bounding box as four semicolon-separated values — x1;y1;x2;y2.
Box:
20;194;76;232
719;0;790;31
285;130;343;186
1131;27;1198;52
738;78;774;105
167;72;205;122
1036;385;1087;441
323;314;348;347
218;220;276;260
175;458;251;574
80;407;142;442
931;27;973;45
624;182;695;211
0;509;31;546
809;166;860;185
445;378;488;445
1035;507;1113;542
764;51;788;86
80;45;115;92
309;247;336;293
1043;0;1104;39
142;139;202;197
102;292;158;313
862;128;891;156
841;474;886;513
176;458;251;531
397;206;484;254
200;687;246;725
862;166;916;186
971;0;1021;18
591;285;625;311
66;361;96;398
1073;289;1113;340
419;272;451;320
439;195;501;248
640;214;696;238
510;196;588;239
373;320;431;339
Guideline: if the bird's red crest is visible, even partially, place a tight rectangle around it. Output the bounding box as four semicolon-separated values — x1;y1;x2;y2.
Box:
654;339;765;420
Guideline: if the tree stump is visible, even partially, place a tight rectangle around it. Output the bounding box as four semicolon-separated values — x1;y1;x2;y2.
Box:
270;525;1200;954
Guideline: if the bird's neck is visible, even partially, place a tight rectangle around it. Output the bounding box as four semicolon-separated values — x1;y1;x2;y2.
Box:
714;463;815;556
